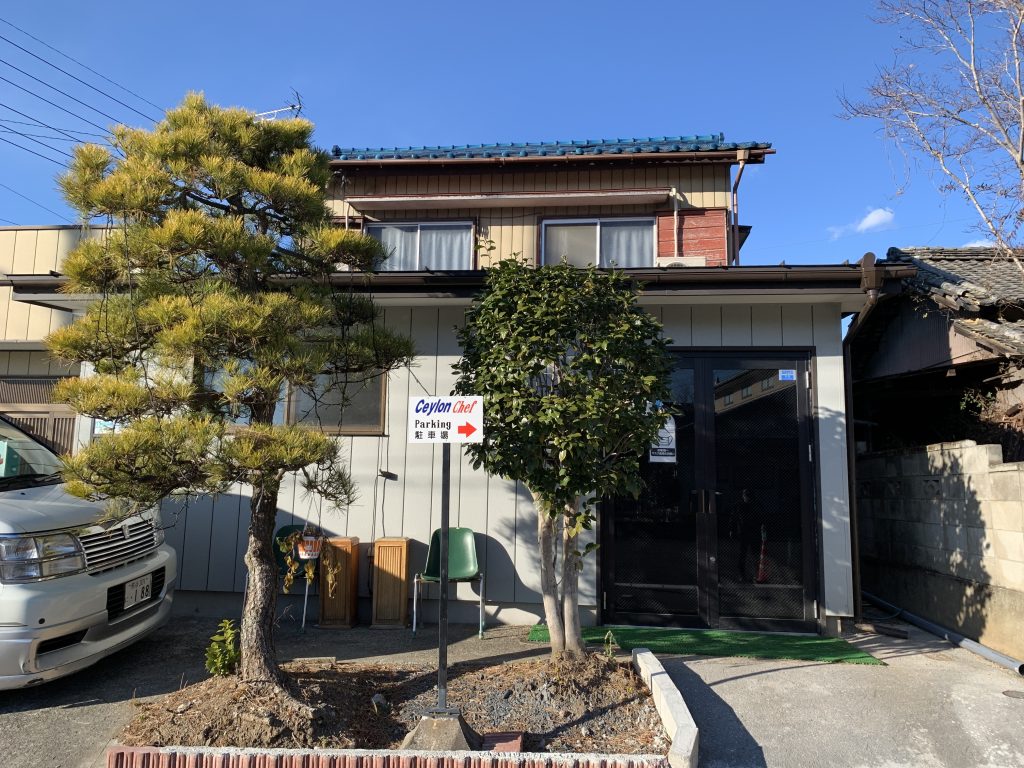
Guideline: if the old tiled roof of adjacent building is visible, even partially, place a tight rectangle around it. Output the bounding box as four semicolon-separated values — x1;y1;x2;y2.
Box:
329;134;772;161
952;317;1024;355
886;246;1024;311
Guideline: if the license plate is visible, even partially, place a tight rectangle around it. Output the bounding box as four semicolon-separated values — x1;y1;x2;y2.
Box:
123;574;153;610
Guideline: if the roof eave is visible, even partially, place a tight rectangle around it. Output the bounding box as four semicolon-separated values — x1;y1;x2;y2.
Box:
328;148;775;168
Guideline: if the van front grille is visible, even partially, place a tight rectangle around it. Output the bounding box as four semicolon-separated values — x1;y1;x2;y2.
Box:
106;567;166;620
79;517;159;573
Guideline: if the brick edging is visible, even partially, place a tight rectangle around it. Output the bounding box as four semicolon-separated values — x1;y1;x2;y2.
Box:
630;648;699;768
107;745;668;768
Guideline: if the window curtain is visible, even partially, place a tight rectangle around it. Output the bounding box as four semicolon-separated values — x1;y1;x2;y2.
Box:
420;224;473;269
544;223;597;267
599;221;653;268
370;224;418;270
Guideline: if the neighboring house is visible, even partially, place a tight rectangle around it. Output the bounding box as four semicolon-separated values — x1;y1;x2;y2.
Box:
851;246;1024;456
851;246;1024;659
0;135;909;634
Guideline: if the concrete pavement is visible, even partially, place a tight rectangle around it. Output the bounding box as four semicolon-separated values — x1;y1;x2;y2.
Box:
662;622;1024;768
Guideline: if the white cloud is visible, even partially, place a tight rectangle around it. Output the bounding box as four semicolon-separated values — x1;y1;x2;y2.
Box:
856;207;895;233
961;239;993;247
827;207;897;240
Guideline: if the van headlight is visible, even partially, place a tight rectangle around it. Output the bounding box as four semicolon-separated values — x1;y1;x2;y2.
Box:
0;533;87;583
151;508;165;546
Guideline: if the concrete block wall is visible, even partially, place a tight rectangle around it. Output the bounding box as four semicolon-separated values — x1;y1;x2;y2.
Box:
857;440;1024;659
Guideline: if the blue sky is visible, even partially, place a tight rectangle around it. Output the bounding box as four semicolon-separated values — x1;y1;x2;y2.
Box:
0;1;991;265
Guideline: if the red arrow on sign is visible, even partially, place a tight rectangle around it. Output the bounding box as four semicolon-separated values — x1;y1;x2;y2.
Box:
457;422;477;437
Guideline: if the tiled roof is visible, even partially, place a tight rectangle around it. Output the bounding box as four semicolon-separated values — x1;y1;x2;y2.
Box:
886;246;1024;310
329;135;771;161
953;318;1024;355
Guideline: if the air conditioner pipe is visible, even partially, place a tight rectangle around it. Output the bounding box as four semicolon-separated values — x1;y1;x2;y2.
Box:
863;590;1024;675
730;149;749;265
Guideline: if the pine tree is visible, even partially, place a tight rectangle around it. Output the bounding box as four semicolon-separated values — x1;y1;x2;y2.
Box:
47;93;413;686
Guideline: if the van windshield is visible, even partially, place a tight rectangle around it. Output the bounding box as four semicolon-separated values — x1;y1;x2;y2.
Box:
0;417;63;485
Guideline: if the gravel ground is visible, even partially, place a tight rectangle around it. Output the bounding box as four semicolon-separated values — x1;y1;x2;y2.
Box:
0;616;548;768
119;653;667;754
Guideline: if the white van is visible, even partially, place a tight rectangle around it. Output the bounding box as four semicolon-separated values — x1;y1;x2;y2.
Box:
0;416;176;689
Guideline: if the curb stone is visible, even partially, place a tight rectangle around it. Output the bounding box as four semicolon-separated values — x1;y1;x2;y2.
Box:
631;647;699;768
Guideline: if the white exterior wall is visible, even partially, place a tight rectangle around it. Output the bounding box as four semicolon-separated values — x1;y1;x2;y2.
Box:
0;227;855;621
162;300;854;621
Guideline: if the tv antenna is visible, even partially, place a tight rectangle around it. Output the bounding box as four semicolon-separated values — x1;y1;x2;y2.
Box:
255;91;303;121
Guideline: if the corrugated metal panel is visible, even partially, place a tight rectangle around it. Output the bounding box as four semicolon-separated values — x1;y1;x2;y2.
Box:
0;376;63;404
2;411;77;455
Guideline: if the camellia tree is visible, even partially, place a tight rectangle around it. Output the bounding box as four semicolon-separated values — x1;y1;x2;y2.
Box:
46;94;413;688
453;259;671;657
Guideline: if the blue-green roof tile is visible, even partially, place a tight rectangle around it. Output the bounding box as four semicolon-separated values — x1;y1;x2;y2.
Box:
329;135;771;161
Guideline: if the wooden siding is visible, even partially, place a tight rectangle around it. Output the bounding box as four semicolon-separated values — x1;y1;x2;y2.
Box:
857;301;983;381
160;301;854;620
329;166;732;267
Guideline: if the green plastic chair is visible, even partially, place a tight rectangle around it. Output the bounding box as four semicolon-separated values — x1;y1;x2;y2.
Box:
412;527;485;638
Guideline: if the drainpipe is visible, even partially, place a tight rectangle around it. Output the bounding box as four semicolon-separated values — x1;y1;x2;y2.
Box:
844;252;883;622
730;149;749;265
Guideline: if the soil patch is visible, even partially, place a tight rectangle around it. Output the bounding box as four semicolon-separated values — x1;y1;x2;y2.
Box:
120;653;667;754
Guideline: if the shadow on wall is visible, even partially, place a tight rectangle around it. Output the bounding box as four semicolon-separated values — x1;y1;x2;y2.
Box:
856;442;994;653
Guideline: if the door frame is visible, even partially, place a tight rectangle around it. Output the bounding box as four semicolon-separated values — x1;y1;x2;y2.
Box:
598;347;821;631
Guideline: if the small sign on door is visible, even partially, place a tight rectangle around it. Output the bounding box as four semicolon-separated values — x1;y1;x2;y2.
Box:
779;369;797;381
649;417;676;463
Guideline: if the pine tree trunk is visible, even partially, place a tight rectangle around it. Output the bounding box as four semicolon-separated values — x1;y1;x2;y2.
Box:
534;491;565;658
561;500;585;656
239;473;284;684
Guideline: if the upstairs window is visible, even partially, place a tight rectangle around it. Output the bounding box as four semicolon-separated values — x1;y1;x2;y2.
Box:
542;218;655;268
365;222;474;270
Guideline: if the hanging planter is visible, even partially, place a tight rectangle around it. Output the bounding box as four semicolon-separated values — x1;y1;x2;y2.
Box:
298;534;322;560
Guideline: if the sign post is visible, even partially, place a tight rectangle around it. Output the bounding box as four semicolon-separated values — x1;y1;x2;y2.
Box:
408;396;483;714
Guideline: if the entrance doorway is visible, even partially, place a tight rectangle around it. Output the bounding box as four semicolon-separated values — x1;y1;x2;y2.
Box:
600;352;818;631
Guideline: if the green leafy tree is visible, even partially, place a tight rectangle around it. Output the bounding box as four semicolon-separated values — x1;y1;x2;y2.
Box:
453;260;671;657
46;94;413;687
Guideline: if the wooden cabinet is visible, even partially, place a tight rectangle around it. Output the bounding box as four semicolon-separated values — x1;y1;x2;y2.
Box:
372;537;410;628
318;537;359;628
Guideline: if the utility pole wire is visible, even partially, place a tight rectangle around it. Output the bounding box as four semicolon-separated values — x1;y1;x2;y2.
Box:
0;123;73;159
0;102;110;146
0;33;159;122
0;134;65;166
0;216;17;225
0;180;72;222
0;15;163;113
0;73;109;132
0;127;81;142
0;56;124;125
0;117;104;138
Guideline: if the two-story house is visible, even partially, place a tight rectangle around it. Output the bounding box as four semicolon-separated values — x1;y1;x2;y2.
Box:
0;135;911;634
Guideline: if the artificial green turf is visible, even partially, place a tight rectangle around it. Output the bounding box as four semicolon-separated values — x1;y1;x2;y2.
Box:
526;625;883;665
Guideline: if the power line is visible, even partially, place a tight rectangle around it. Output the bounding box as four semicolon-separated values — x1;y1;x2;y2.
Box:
0;123;73;159
0;127;81;142
0;134;65;166
0;56;124;125
0;102;106;143
0;73;109;132
0;15;163;113
0;117;104;138
0;33;159;122
0;181;72;222
0;216;17;225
